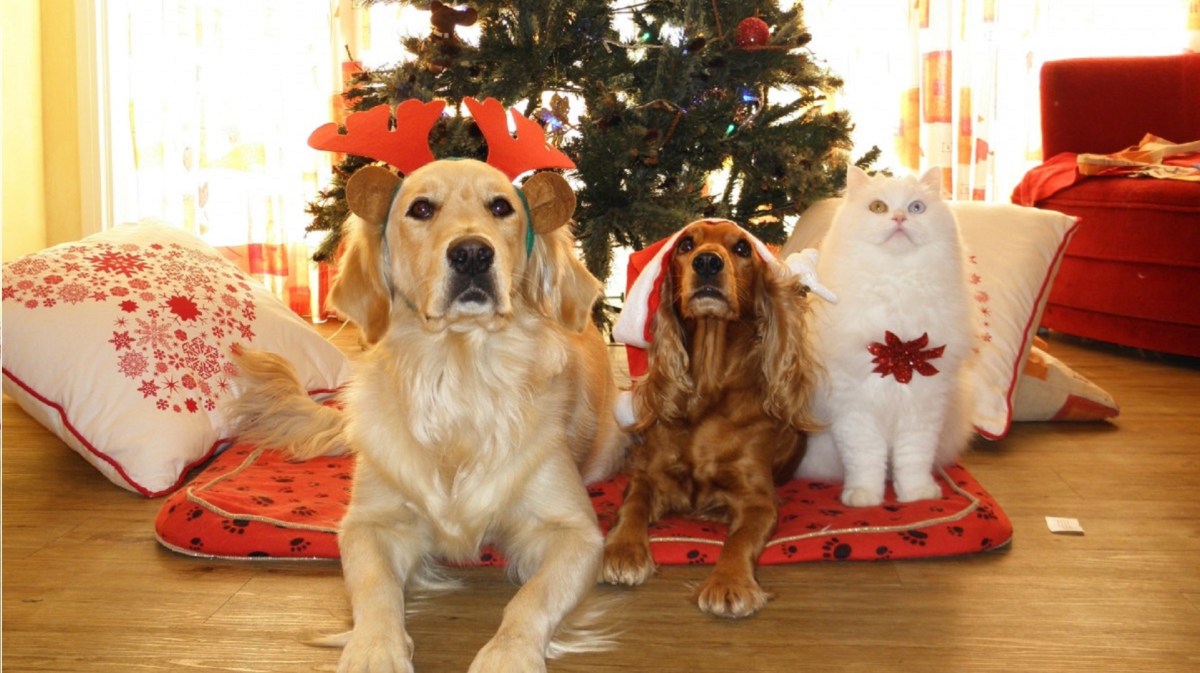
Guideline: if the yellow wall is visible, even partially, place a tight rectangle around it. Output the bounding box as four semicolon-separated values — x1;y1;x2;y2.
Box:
2;0;81;262
3;0;48;261
41;0;82;250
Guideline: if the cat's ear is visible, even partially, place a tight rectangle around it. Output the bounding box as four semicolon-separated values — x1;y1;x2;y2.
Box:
919;167;943;194
845;165;871;192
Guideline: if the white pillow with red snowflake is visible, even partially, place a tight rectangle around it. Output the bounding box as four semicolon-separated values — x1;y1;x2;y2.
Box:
782;200;1080;440
2;222;350;496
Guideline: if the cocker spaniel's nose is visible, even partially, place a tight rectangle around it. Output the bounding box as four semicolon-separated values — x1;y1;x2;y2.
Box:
447;238;494;276
692;251;724;278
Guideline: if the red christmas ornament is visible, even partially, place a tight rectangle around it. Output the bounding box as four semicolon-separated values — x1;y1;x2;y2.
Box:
867;331;946;384
735;16;771;47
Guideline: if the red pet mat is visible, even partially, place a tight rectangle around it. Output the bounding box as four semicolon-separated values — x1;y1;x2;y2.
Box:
156;443;1011;563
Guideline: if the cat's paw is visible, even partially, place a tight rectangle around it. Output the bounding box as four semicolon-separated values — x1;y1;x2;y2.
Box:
896;480;943;503
841;486;884;508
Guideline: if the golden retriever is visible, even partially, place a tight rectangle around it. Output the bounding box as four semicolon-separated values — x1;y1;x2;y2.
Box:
602;219;817;618
227;158;627;673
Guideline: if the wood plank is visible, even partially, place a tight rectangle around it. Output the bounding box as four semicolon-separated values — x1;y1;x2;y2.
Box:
5;325;1200;672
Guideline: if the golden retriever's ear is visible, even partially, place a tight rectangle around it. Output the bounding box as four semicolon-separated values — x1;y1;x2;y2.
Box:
345;165;400;225
522;172;576;234
632;274;692;430
330;166;401;345
525;227;600;332
755;267;819;432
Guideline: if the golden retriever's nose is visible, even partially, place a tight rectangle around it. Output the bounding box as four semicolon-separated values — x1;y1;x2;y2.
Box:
448;238;494;277
692;251;724;278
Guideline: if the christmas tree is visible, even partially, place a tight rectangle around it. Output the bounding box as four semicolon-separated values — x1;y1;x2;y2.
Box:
307;0;877;291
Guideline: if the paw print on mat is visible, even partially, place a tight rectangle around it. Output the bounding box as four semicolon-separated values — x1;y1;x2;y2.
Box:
821;537;853;560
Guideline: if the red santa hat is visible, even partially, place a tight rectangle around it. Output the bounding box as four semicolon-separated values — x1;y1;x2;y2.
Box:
612;218;835;349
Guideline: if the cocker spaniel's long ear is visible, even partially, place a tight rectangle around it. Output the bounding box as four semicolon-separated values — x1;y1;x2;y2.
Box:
328;166;399;345
755;265;820;432
631;272;693;431
521;172;600;332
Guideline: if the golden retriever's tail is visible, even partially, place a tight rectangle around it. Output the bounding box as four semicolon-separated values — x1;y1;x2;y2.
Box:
225;347;350;459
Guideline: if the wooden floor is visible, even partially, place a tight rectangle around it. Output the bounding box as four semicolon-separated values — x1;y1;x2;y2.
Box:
4;322;1199;673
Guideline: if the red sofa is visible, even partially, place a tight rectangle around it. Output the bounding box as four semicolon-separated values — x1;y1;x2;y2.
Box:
1013;54;1200;357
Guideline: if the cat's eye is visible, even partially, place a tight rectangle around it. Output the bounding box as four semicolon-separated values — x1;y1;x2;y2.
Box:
868;200;888;214
733;240;752;258
908;200;926;214
407;198;436;220
488;197;515;218
677;236;695;254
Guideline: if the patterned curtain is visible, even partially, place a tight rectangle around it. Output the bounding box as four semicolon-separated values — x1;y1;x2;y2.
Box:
803;0;1196;202
105;1;342;318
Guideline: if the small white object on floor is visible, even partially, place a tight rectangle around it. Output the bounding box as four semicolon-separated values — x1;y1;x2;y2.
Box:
1045;516;1085;535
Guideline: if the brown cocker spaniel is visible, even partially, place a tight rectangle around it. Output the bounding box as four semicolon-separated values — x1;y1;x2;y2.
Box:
603;219;818;618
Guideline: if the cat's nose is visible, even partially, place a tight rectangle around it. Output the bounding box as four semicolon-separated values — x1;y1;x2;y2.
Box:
892;213;907;224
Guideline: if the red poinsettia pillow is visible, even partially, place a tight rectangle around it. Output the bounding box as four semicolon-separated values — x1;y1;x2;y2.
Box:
2;222;350;496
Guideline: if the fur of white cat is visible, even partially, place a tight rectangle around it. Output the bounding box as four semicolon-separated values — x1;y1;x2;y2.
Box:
796;166;978;507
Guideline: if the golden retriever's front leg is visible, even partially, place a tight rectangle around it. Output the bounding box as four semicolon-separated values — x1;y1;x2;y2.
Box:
336;468;431;673
469;475;603;673
601;472;657;586
695;494;777;619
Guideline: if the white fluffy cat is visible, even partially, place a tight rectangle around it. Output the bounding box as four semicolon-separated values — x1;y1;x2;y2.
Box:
796;166;978;507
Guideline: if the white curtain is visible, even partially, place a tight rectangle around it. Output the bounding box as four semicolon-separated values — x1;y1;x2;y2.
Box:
801;0;1197;201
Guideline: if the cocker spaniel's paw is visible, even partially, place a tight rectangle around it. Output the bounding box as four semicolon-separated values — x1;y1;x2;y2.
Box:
694;571;769;618
337;627;414;673
601;538;656;586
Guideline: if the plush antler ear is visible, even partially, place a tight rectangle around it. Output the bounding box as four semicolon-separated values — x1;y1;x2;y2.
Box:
308;99;446;175
344;165;401;225
463;97;575;180
522;172;576;234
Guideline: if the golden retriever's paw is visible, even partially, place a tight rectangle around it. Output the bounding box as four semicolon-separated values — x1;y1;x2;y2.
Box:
601;539;656;586
467;638;545;673
840;486;885;508
694;572;769;619
337;629;413;673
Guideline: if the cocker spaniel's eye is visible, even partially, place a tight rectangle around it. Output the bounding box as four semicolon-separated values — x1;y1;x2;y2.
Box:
489;197;514;218
733;240;752;258
908;200;926;214
676;236;695;254
868;199;888;214
407;198;436;220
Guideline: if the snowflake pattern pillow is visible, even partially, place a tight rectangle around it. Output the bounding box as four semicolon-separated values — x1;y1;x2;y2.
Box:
2;222;351;496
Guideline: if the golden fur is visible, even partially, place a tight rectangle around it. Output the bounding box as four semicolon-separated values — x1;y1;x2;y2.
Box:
601;220;817;618
226;159;627;673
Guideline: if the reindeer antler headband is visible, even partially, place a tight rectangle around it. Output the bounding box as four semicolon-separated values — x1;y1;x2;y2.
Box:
308;97;576;179
309;97;576;255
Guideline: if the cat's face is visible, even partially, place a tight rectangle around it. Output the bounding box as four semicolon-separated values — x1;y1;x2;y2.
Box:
835;167;954;250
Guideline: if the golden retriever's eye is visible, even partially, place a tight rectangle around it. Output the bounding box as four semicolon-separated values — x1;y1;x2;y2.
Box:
676;236;695;254
489;197;514;218
908;200;926;214
407;198;436;220
733;240;752;258
868;200;888;214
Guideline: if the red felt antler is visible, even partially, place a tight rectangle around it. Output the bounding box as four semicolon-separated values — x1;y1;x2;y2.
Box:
463;97;576;180
307;99;446;176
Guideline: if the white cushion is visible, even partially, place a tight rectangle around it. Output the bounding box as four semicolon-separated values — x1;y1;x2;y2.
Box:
2;222;351;495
